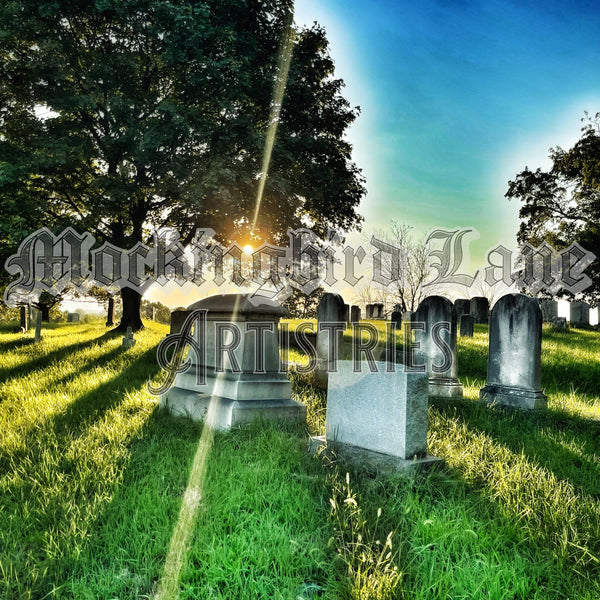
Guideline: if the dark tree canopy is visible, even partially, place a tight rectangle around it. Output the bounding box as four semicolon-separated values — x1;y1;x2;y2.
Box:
0;0;365;328
506;112;600;304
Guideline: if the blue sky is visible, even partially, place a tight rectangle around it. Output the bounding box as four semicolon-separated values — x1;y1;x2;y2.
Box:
294;0;600;262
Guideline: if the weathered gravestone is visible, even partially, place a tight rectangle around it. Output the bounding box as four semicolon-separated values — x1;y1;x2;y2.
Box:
310;361;442;474
365;304;374;319
411;296;462;398
122;327;136;349
539;299;558;322
454;299;471;320
350;305;361;324
316;293;346;385
160;293;306;429
343;303;350;325
459;314;475;337
67;312;80;323
470;296;489;324
551;317;568;332
170;309;191;334
390;311;403;328
373;303;384;319
570;302;590;327
480;293;547;410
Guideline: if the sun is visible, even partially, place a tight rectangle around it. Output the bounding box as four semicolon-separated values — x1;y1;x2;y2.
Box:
242;245;254;255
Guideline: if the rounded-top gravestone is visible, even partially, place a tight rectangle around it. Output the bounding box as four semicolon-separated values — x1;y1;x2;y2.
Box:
390;311;403;328
454;299;471;319
480;293;547;410
316;293;346;380
569;302;590;327
343;303;350;324
411;296;462;398
539;299;558;323
459;314;475;337
470;297;489;324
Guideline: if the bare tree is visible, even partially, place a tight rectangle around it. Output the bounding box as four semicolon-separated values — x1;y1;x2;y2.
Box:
373;221;436;313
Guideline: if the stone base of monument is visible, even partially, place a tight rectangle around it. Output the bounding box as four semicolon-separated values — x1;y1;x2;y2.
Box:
308;436;443;476
479;384;547;410
160;293;307;430
428;377;463;398
161;387;306;430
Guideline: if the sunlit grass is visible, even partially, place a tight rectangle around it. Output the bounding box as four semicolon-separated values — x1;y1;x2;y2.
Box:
1;319;600;599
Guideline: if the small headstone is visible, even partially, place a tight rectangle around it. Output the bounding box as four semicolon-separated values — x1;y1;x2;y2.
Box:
365;304;374;319
373;303;384;319
470;296;489;324
454;299;471;319
459;314;475;337
569;302;590;327
551;316;568;332
480;293;547;410
316;293;346;384
350;305;361;323
343;303;350;325
122;326;136;349
34;310;42;342
539;299;558;322
411;296;462;398
170;309;191;334
67;312;80;323
390;311;403;328
310;361;442;474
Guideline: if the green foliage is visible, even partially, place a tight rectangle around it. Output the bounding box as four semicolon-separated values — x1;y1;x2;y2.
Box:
0;0;365;328
0;0;364;249
0;303;19;323
506;111;600;303
141;299;171;324
283;287;325;318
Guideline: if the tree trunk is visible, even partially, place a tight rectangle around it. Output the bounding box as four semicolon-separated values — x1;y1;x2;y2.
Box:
115;287;144;332
19;306;28;332
106;297;115;327
40;304;50;322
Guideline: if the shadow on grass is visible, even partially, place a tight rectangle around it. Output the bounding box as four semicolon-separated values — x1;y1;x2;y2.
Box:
57;409;204;599
431;396;600;499
0;345;167;599
0;329;120;383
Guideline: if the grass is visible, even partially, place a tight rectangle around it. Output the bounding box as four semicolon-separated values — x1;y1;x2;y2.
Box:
0;319;599;598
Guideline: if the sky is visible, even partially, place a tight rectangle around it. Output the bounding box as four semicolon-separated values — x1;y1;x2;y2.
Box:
293;0;600;265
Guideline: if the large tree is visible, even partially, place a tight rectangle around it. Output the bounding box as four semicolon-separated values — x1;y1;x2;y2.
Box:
0;0;365;330
506;112;600;304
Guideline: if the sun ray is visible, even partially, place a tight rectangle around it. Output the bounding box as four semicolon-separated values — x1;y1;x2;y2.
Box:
154;10;296;597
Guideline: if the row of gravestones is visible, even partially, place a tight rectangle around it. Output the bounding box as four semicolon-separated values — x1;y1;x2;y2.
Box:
540;299;595;328
315;292;546;410
311;292;547;472
160;291;559;473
